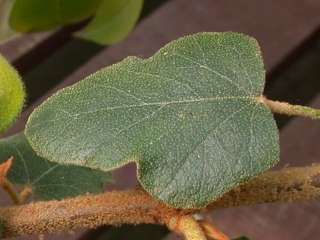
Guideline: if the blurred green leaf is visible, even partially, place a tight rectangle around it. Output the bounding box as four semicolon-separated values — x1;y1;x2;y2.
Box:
0;133;110;200
0;0;19;43
232;237;251;240
77;0;144;45
0;54;25;133
9;0;101;32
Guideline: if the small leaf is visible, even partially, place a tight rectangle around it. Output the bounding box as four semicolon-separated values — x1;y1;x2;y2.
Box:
76;0;144;45
26;32;279;208
0;133;110;200
9;0;101;32
0;157;12;184
0;54;25;133
0;0;19;43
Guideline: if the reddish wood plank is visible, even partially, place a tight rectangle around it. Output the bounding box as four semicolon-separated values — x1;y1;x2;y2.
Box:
0;32;51;62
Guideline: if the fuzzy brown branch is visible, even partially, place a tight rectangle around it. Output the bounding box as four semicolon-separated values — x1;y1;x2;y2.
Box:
168;215;208;240
207;164;320;210
1;165;320;238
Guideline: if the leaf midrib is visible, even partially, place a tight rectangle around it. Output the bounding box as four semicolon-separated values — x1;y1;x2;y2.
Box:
27;95;259;131
73;95;257;116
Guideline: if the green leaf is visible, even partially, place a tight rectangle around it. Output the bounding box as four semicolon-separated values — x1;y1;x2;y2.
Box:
0;0;19;43
9;0;101;32
232;237;251;240
76;0;143;45
0;133;110;200
0;54;25;133
25;32;279;208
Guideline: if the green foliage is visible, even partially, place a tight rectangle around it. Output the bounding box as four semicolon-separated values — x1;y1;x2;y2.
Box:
0;133;110;200
5;0;143;45
9;0;101;32
77;0;144;45
0;54;25;133
25;32;279;208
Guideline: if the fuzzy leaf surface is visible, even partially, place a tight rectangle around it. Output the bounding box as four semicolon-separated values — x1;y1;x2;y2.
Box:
76;0;143;45
0;134;110;200
26;32;279;208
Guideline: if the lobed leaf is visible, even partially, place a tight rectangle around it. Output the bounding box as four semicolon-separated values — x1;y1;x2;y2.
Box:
9;0;101;32
0;133;110;200
25;32;279;208
76;0;144;45
0;54;24;133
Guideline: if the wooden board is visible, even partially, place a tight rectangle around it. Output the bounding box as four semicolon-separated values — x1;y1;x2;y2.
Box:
0;0;320;239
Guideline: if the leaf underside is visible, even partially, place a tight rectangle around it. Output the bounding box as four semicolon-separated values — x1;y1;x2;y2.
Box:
0;134;109;200
26;32;279;208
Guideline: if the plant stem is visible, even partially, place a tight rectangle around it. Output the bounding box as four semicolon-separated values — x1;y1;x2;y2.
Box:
200;219;230;240
208;164;320;209
258;96;320;119
1;178;22;205
0;190;179;238
19;186;33;203
1;165;320;238
168;215;207;240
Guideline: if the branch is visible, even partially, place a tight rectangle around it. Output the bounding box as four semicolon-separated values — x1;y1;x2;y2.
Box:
0;190;179;238
168;215;208;240
259;96;320;119
208;164;320;210
1;179;22;205
199;218;230;240
0;157;23;205
1;165;320;238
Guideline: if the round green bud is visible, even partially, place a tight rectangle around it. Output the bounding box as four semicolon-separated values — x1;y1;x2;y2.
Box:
0;54;25;133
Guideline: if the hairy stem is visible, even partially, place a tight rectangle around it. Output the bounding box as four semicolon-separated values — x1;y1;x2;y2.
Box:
0;190;179;238
208;164;320;209
1;178;22;205
200;219;230;240
259;96;320;119
1;165;320;237
19;186;33;204
168;215;207;240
